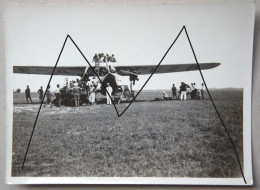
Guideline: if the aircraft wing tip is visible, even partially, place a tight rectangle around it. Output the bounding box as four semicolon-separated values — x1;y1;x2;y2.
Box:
211;62;221;67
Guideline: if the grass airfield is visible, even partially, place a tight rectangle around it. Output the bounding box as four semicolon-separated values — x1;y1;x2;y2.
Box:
12;89;243;178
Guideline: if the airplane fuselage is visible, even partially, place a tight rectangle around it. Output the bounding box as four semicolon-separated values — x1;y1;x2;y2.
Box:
94;73;123;96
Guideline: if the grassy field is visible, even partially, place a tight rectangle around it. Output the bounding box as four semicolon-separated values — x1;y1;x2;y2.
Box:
12;89;243;178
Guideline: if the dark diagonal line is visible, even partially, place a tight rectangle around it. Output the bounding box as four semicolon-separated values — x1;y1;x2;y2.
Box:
69;27;185;117
118;26;185;117
22;27;246;184
22;36;69;169
183;26;246;184
22;27;185;167
67;26;184;117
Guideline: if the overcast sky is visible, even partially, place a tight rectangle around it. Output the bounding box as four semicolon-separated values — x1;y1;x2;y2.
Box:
4;3;254;92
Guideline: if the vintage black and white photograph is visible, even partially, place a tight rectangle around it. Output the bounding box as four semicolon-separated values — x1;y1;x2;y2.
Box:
5;2;254;185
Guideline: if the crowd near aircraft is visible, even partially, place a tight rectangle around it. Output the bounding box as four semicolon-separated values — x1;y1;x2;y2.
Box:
13;58;220;98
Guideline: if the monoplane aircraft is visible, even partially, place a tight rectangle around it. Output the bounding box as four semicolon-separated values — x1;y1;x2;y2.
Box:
13;61;220;96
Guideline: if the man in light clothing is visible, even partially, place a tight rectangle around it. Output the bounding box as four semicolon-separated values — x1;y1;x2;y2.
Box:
37;86;44;101
73;83;81;107
44;85;54;108
106;83;113;105
54;84;61;107
89;84;96;106
163;91;168;100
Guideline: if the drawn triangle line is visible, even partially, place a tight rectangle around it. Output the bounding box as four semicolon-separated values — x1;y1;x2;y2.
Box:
21;26;246;184
184;27;246;184
22;35;70;169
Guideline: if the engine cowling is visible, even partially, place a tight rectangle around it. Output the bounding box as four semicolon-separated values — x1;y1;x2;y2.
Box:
100;73;118;96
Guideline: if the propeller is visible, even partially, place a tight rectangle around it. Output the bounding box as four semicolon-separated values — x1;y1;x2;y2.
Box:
78;72;90;82
129;71;139;85
118;70;139;85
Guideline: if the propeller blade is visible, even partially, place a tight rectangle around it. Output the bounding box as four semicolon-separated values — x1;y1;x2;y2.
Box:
118;70;138;76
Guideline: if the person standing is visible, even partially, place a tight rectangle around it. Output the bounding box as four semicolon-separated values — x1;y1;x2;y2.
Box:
94;53;103;76
54;84;61;107
179;82;190;101
92;54;98;64
171;84;177;99
201;83;205;100
103;56;107;63
44;85;54;108
70;81;75;88
110;54;116;62
37;86;44;101
25;85;33;104
106;54;111;62
106;83;113;105
73;83;80;107
190;83;195;99
193;83;198;100
76;79;82;87
89;84;96;106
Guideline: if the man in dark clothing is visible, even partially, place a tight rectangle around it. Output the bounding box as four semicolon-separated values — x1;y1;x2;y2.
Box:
110;54;116;62
25;85;33;103
179;82;190;100
171;84;177;99
92;54;98;64
106;54;111;62
193;83;198;100
37;86;44;100
191;83;198;100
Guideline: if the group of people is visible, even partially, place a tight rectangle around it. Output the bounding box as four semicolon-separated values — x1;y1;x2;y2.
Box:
169;82;205;100
25;80;206;107
25;85;51;106
25;78;114;108
92;53;117;76
92;53;117;64
43;85;58;108
70;78;113;106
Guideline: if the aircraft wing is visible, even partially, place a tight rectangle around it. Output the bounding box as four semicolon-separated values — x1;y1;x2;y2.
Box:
13;66;86;76
13;62;220;76
115;62;220;75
